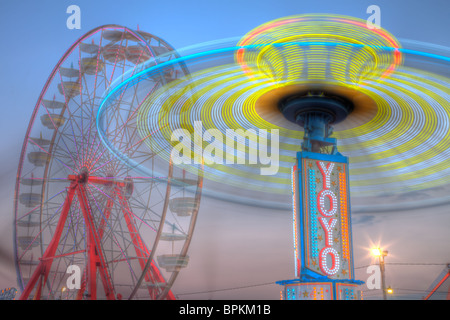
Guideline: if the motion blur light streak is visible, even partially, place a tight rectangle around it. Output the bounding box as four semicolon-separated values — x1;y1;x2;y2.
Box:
236;14;402;84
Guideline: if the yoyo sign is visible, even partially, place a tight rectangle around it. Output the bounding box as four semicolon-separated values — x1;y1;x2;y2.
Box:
293;152;354;280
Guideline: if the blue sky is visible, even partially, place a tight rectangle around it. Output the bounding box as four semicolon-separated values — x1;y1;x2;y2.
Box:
1;0;449;299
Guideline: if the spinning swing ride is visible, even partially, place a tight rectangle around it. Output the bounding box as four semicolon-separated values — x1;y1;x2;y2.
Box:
98;15;450;214
97;14;450;300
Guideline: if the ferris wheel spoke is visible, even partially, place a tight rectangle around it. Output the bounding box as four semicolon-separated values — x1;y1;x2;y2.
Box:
79;109;95;169
129;183;169;217
87;150;107;173
105;33;127;88
75;185;115;300
16;182;70;224
60;92;92;169
46;152;77;178
65;116;83;166
76;105;99;168
87;181;157;233
108;110;134;152
64;208;85;256
55;71;85;164
17;182;77;301
36;109;81;173
101;102;133;152
48;209;82;293
103;221;141;283
79;75;94;113
57;104;84;145
107;143;170;177
88;139;105;168
46;149;78;175
18;199;72;260
83;129;101;168
112;82;158;152
121;81;157;130
89;157;114;175
116;187;169;298
101;56;147;138
87;30;105;104
112;99;162;156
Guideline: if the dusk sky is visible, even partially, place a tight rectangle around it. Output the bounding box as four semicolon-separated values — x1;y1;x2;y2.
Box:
1;0;449;300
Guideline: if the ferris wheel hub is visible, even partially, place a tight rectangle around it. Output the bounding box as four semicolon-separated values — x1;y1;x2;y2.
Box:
77;167;89;184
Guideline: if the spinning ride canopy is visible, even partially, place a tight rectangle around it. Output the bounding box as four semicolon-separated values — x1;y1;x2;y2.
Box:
98;14;450;212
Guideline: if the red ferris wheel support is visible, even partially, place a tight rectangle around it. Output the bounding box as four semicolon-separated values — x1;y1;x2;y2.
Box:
19;172;174;300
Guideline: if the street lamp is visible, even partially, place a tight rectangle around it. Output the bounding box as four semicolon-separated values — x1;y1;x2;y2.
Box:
60;286;67;300
372;247;388;300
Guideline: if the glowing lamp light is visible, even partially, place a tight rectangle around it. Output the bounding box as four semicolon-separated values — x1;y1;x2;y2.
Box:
372;248;388;257
372;248;382;257
387;287;393;294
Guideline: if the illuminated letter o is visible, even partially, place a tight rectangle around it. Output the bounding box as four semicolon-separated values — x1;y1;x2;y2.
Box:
317;189;337;217
319;247;340;275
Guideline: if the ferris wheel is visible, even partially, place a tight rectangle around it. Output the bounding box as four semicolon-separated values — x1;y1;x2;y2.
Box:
13;25;203;300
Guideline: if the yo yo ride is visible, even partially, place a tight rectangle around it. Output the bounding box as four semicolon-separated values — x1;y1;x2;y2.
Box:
14;25;202;300
98;14;450;299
